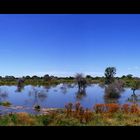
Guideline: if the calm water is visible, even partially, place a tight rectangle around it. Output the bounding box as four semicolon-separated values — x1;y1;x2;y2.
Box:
0;84;140;114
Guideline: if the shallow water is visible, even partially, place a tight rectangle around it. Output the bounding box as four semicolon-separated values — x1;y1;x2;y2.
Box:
0;84;139;114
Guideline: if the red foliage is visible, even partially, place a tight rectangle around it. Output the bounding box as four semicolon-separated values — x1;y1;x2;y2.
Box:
106;104;120;113
130;104;139;114
65;102;93;123
84;108;93;123
94;104;106;113
65;102;73;116
65;102;140;123
121;104;130;113
94;104;120;113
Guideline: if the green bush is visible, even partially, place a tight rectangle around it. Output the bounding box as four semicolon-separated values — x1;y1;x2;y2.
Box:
0;101;11;107
41;116;53;125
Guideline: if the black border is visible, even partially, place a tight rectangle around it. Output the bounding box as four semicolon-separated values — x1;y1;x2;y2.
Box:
0;0;140;138
0;126;139;139
0;0;140;13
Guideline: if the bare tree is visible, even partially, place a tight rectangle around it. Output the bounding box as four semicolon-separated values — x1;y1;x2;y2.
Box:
75;73;87;91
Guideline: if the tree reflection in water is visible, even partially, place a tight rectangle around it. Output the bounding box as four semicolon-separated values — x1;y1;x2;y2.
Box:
127;93;140;104
0;89;8;102
98;83;105;88
43;85;51;92
75;88;87;101
67;83;75;89
60;83;68;94
16;78;24;92
16;86;24;92
104;86;120;104
104;98;119;104
28;87;47;107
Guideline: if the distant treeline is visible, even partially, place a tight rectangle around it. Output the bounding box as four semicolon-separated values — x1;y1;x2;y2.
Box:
0;73;139;86
0;73;138;80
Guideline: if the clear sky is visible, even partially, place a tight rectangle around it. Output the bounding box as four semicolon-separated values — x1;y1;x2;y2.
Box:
0;14;140;77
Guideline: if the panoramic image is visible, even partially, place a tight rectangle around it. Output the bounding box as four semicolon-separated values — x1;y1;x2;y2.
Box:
0;14;140;126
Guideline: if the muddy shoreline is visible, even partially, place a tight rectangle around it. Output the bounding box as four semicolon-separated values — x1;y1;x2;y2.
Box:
0;105;63;116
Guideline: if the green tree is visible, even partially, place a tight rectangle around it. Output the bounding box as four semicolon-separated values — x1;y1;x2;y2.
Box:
126;74;133;79
131;79;140;94
104;67;116;84
43;74;51;81
25;76;31;79
86;75;93;79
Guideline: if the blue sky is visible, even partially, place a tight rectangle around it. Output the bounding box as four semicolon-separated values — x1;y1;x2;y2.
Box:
0;14;140;77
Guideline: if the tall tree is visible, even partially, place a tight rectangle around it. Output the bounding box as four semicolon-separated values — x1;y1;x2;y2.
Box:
131;79;140;95
43;74;51;81
126;74;133;79
75;73;87;91
105;67;116;84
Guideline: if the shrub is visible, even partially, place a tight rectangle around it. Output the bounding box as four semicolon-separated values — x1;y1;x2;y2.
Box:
131;79;140;94
41;115;53;125
106;104;120;113
104;80;124;99
65;103;93;123
16;112;36;125
0;101;11;107
94;104;106;113
121;104;130;113
84;108;93;123
130;104;139;114
74;102;81;117
79;107;85;123
56;117;80;126
65;103;73;117
94;104;120;113
10;114;18;124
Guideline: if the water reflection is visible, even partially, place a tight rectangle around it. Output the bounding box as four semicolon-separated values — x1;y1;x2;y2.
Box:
16;86;24;92
28;87;48;107
127;93;140;103
60;84;68;94
16;78;24;92
0;90;8;102
98;83;105;88
43;85;51;92
0;84;140;113
104;98;119;104
75;89;87;101
67;83;76;89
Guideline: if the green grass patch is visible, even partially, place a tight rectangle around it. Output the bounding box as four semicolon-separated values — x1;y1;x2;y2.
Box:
0;101;11;107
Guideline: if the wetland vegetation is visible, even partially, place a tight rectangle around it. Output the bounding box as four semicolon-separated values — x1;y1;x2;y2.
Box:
0;67;140;126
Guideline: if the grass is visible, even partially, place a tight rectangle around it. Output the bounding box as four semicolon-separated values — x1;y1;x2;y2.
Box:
1;111;140;126
0;101;11;107
0;103;140;126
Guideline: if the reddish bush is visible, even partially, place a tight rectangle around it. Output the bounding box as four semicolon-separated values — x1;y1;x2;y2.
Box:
74;102;81;117
94;104;106;113
106;104;120;113
84;108;93;123
94;104;120;113
79;107;85;123
65;102;73;117
65;102;140;124
130;104;139;114
65;103;93;123
121;104;130;113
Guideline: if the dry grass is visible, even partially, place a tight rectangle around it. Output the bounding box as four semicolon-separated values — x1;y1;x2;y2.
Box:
16;112;36;125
